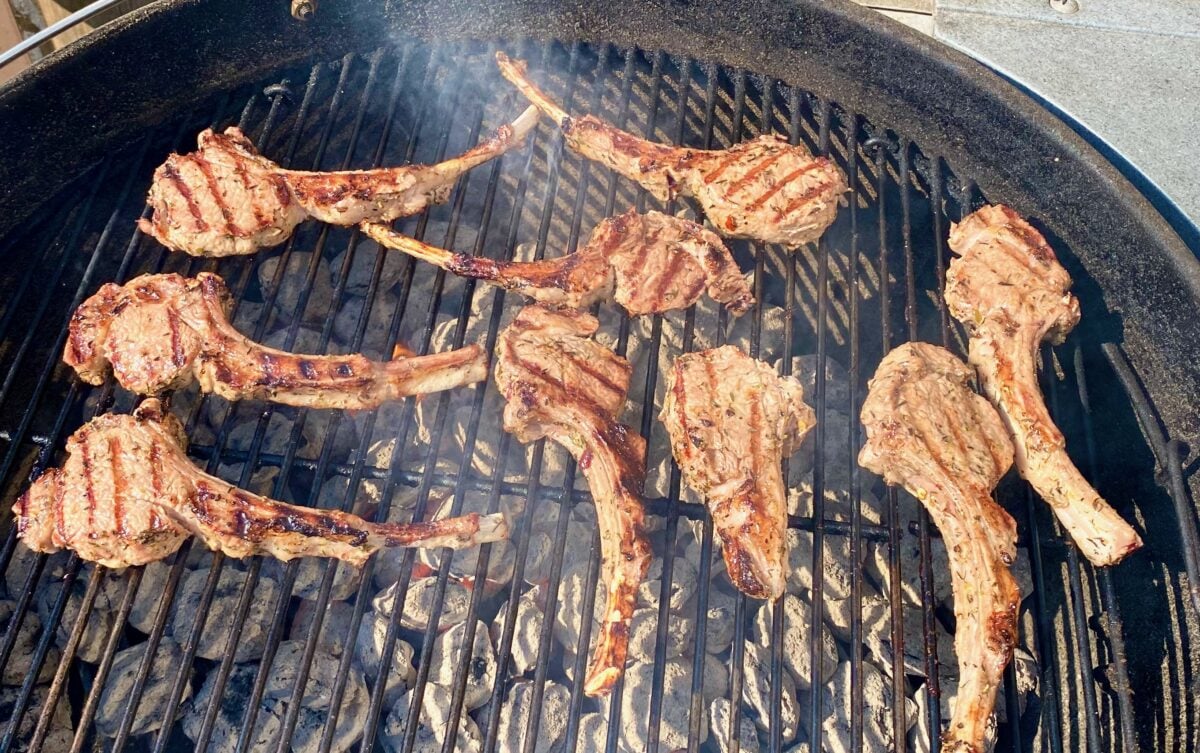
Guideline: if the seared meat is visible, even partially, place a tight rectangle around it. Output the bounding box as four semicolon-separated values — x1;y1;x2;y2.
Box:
137;107;539;256
859;343;1019;753
65;272;486;410
945;205;1142;566
659;346;814;599
494;305;650;697
496;53;846;249
363;208;753;316
13;400;508;569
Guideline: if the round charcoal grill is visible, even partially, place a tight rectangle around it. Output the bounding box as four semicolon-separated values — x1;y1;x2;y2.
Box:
0;1;1198;752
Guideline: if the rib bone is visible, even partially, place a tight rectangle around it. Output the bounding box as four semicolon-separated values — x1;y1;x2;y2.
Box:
859;343;1019;753
363;208;753;316
65;272;487;410
138;107;539;256
14;399;508;569
494;305;651;697
496;53;845;249
945;204;1142;566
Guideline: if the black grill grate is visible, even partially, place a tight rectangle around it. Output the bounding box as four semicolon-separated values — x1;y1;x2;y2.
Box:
0;38;1193;753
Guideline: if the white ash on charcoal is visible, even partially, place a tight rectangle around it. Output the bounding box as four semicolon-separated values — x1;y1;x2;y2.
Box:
291;671;371;753
96;637;191;738
552;561;607;654
129;560;176;634
526;512;596;588
182;662;283;753
418;490;523;591
751;593;839;691
703;652;732;703
430;620;498;712
372;576;471;632
701;590;739;656
786;529;861;602
318;474;388;522
725;304;791;365
807;660;917;753
628;607;696;663
487;680;571;753
35;564;127;664
614;658;707;751
264;557;360;602
381;683;483;753
639;555;699;613
492;588;544;676
787;444;865;520
681;520;728;580
739;641;800;743
858;597;949;680
261;639;372;753
290;600;358;658
175;567;280;662
822;579;890;646
792;407;859;491
354;614;416;708
710;696;761;753
257;249;336;327
0;681;73;752
264;639;342;707
577;712;609;751
331;291;399;350
329;236;412;298
1;603;58;686
787;354;852;415
262;323;327;363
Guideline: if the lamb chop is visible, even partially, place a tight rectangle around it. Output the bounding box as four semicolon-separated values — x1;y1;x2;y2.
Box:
945;204;1142;567
496;52;846;249
13;399;508;569
65;272;486;410
494;305;651;697
362;208;754;316
137;106;539;257
859;342;1019;753
659;345;814;599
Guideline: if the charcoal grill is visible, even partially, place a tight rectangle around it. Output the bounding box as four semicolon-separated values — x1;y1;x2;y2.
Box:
1;1;1198;751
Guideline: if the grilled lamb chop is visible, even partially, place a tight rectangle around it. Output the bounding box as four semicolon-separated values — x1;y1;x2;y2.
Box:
659;345;814;599
65;272;486;410
494;305;651;696
363;208;753;316
945;204;1142;567
13;399;508;569
859;342;1019;753
137;107;539;256
496;52;846;249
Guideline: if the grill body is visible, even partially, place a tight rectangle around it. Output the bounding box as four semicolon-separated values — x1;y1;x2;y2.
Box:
0;2;1197;753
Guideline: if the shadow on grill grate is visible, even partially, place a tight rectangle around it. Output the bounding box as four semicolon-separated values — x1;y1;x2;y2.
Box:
0;38;1193;753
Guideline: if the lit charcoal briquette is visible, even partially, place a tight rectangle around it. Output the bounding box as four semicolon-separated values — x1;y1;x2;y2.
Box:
491;680;570;753
0;681;73;751
710;696;760;753
354;614;415;708
702;652;731;703
492;588;544;675
418;491;523;590
788;354;852;414
128;560;174;633
181;663;282;753
265;557;360;602
430;620;497;711
263;639;342;707
173;568;280;662
551;560;606;651
822;578;889;646
290;667;370;753
616;659;704;751
96;638;192;738
739;642;799;742
576;712;608;750
812;661;917;753
751;592;839;690
372;576;471;632
638;555;698;612
40;564;125;664
380;684;483;753
0;604;57;685
289;600;356;658
785;528;860;601
627;607;695;663
258;249;335;327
